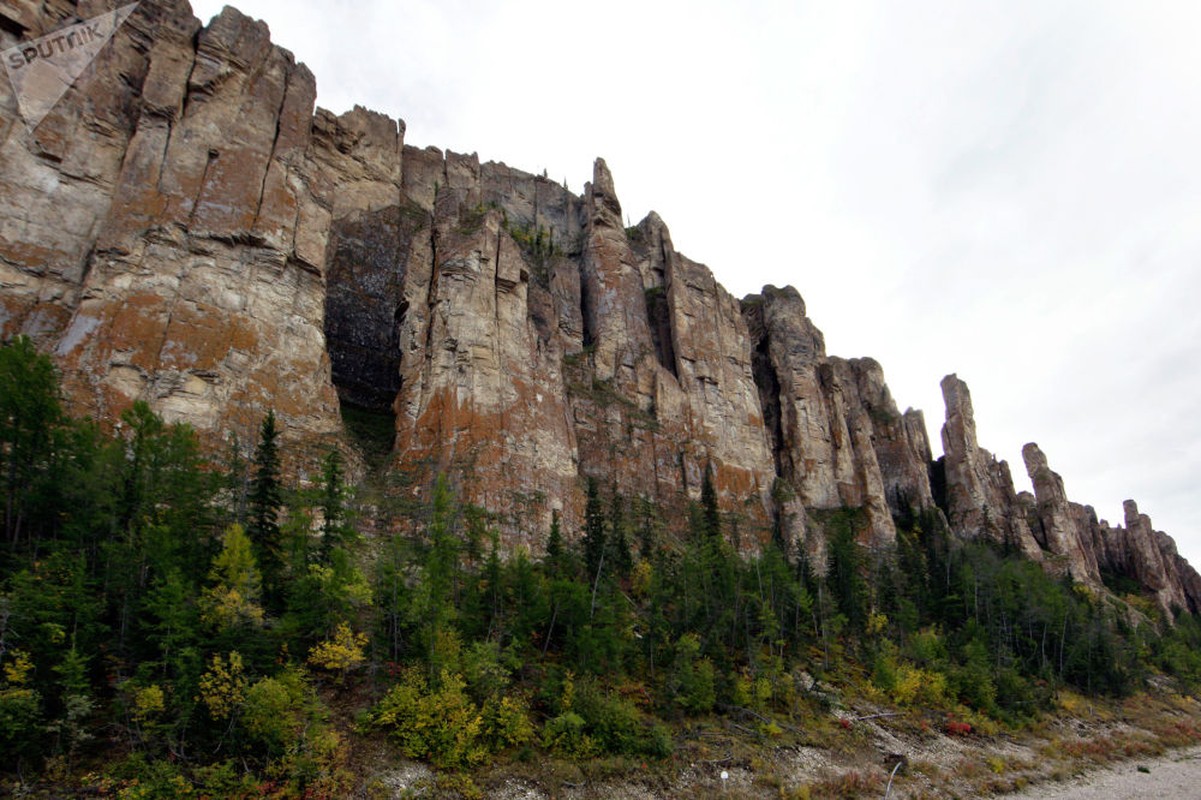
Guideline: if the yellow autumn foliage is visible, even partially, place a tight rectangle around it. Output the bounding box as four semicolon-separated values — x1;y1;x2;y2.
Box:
131;684;166;724
3;649;33;686
891;664;947;707
307;622;368;674
372;668;491;769
199;525;264;630
197;652;247;720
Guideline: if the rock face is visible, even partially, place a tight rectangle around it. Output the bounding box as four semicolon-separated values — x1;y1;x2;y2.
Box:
938;376;1043;561
743;286;937;556
1022;443;1102;586
1092;500;1195;616
1;0;341;454
935;382;1201;614
2;0;1198;608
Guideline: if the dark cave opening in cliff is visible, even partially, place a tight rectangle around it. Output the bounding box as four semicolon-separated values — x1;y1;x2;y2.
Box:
324;292;403;463
929;457;948;516
326;297;403;464
323;208;413;463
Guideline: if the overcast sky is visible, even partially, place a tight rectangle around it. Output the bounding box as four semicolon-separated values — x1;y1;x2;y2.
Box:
189;0;1201;566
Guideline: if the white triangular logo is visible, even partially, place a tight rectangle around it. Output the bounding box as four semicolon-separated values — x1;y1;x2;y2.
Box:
2;3;139;130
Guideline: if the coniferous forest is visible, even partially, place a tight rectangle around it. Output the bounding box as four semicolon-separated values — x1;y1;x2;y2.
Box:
4;334;1201;797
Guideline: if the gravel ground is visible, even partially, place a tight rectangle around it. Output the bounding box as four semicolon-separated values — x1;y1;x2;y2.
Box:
1002;745;1201;799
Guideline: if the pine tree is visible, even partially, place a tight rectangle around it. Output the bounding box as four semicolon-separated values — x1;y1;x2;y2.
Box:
0;336;61;547
545;511;564;578
700;462;720;543
248;411;283;610
318;448;347;563
582;477;606;585
634;496;658;560
607;488;632;581
224;432;249;526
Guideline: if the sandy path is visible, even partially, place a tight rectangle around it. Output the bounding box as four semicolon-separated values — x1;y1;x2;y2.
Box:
1001;746;1201;799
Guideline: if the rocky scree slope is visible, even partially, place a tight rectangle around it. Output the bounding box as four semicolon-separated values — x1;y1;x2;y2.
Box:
1;0;1197;614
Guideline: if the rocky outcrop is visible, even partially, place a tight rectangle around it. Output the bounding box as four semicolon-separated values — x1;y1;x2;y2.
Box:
2;0;1198;608
1;1;342;455
388;153;584;544
1022;443;1103;586
742;287;939;556
1116;501;1190;612
938;376;1043;560
0;0;925;550
1090;501;1197;616
936;414;1201;616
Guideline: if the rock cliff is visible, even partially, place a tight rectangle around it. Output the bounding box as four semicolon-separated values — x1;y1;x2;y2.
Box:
1;0;1197;611
1;0;341;457
938;376;1044;561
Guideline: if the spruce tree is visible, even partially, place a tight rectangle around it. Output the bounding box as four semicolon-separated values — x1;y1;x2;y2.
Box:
0;336;61;547
248;410;283;610
634;495;658;560
318;448;346;562
700;462;720;542
545;510;564;578
607;488;632;581
827;512;867;629
583;477;606;585
224;432;249;526
697;462;726;581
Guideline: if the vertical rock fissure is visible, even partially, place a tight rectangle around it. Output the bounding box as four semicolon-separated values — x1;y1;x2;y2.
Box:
742;296;792;482
153;119;175;196
750;329;786;479
929;458;948;515
493;225;503;374
76;243;96;293
579;263;597;349
252;71;289;226
188;148;220;227
644;285;677;378
424;223;440;370
178;30;200;120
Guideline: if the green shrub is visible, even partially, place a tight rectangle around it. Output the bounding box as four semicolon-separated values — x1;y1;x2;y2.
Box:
190;760;259;797
0;686;42;759
243;674;301;753
372;668;488;769
572;679;673;757
482;694;535;752
105;754;194;799
240;668;349;793
671;633;716;715
541;711;598;758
